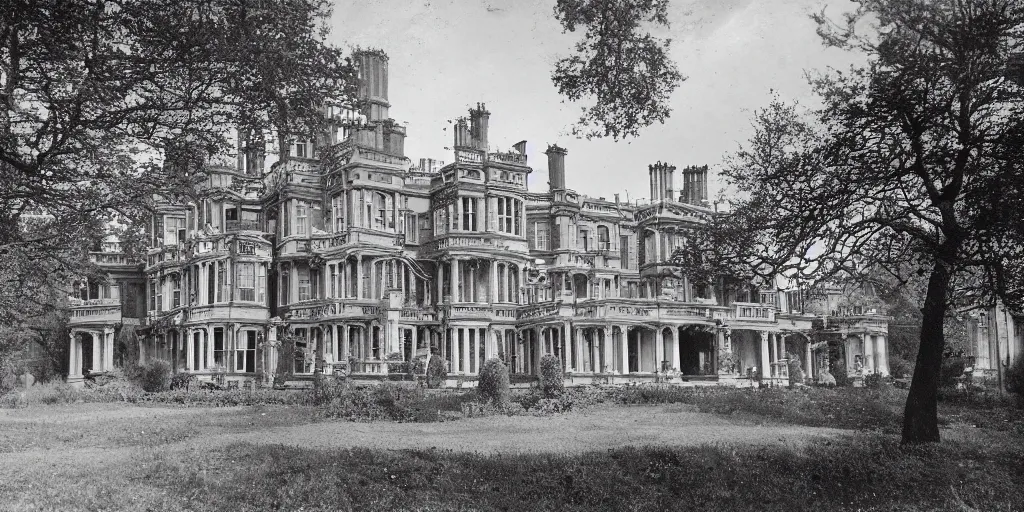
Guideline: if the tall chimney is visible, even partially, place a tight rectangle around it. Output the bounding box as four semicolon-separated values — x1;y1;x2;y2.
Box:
469;103;490;151
354;49;390;122
545;144;567;190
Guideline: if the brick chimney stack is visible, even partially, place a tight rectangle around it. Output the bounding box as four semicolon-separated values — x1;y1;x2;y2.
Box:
648;161;676;201
545;144;567;190
679;165;709;204
353;50;390;122
469;103;490;151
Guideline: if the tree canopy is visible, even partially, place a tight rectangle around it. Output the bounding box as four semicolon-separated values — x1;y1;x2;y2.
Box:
691;0;1024;443
0;0;357;377
552;0;683;140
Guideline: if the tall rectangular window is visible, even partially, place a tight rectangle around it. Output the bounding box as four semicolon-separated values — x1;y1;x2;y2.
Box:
236;263;255;301
149;279;157;311
497;197;517;234
257;264;266;304
217;263;226;302
298;267;311;301
236;331;256;372
620;235;629;265
156;278;163;312
598;226;610;251
280;270;289;305
329;264;337;298
461;197;475;231
310;269;320;299
579;229;589;252
172;276;181;308
296;201;308;235
213;328;225;367
332;195;345;232
165;217;186;245
406;214;418;243
534;222;548;250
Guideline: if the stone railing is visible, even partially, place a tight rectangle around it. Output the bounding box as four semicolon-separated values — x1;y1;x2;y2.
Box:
68;298;120;307
488;151;527;165
400;308;436;321
89;252;131;265
517;302;562;320
351;360;387;375
69;306;121;324
454;148;484;164
493;304;518;320
425;235;507;252
770;360;790;379
735;302;776;322
225;219;262;232
574;300;714;323
287;301;381;321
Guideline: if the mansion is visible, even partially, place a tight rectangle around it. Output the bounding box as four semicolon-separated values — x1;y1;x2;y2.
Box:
65;50;894;388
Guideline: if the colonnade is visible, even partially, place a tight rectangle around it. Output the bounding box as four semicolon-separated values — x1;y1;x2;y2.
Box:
67;328;115;380
438;258;525;304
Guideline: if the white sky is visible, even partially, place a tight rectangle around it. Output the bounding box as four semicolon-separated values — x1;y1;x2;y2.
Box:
330;0;863;201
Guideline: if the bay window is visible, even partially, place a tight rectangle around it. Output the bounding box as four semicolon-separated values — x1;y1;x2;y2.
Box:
236;263;255;301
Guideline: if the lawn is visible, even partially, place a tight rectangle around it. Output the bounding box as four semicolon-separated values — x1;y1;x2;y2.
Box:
1;385;1021;511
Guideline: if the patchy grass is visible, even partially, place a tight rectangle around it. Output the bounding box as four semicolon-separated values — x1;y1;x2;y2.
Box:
6;434;1022;511
610;385;907;432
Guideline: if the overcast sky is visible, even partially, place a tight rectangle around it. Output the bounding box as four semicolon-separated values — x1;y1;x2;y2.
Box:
330;0;864;201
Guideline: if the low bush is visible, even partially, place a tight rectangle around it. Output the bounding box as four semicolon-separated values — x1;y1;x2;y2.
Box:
862;372;886;389
477;358;510;405
940;356;969;389
539;355;563;398
135;360;173;392
833;363;850;387
426;356;448;389
1005;355;1024;402
170;372;196;390
888;354;915;379
787;355;804;387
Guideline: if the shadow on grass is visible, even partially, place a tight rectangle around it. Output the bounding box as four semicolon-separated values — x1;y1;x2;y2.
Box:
131;435;1024;512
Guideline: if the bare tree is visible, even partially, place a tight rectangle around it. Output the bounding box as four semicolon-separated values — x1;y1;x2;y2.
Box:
689;0;1024;443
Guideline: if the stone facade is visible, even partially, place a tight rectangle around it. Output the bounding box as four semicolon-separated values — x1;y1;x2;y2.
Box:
67;50;891;387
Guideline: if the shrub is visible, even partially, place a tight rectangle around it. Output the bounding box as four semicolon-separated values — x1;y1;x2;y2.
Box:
888;355;915;379
1005;355;1024;401
833;362;850;387
170;372;196;390
136;360;172;392
477;358;510;405
426;355;448;389
940;356;968;389
539;355;563;398
863;372;886;389
787;354;804;387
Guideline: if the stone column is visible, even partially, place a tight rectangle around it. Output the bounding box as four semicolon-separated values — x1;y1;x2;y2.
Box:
91;331;102;373
186;328;195;371
437;260;444;304
451;259;460;303
68;332;79;378
673;328;682;373
290;260;299;303
574;327;583;371
206;327;214;369
356;255;364;299
461;327;471;374
876;335;889;376
620;326;630;374
491;261;499;302
655;328;665;372
862;333;874;373
759;331;770;379
598;327;606;372
104;328;115;371
805;339;814;380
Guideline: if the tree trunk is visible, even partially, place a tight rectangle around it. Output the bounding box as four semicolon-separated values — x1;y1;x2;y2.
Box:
901;259;952;444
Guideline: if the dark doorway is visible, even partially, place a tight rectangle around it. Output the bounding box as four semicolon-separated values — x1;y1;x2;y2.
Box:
678;327;715;375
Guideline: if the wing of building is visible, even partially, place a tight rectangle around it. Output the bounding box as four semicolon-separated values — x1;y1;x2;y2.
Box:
66;50;897;389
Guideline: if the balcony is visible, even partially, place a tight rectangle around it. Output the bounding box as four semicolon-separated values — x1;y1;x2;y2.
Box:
400;308;437;322
69;303;122;325
734;302;776;322
424;235;528;254
517;302;562;321
88;252;132;266
225;219;262;233
573;300;714;324
286;300;382;322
